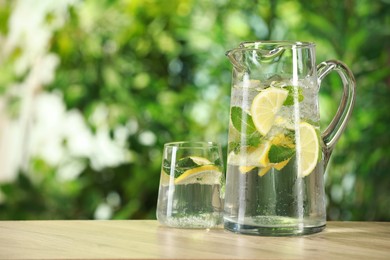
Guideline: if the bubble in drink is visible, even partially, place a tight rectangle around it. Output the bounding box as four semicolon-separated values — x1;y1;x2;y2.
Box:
157;182;223;228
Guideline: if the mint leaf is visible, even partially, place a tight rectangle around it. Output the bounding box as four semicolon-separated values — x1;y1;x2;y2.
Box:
177;157;199;168
228;131;261;154
163;157;210;178
268;145;296;163
213;158;222;167
231;106;257;135
247;131;261;147
283;86;304;106
163;159;181;177
229;106;263;153
228;141;240;154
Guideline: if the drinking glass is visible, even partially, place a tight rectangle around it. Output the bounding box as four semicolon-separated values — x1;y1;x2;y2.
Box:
156;141;225;228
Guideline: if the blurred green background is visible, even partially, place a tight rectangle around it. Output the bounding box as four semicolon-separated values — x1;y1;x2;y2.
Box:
0;0;389;221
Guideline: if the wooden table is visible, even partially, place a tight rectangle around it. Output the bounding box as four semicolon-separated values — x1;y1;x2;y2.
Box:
0;220;389;259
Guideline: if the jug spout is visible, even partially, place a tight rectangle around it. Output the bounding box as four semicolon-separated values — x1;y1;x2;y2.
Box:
226;49;245;71
226;44;287;72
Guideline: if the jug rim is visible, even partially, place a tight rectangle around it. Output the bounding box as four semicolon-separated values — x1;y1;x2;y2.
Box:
237;41;315;50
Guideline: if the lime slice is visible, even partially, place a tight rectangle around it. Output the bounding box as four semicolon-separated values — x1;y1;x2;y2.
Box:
298;122;320;177
250;87;289;136
174;165;221;185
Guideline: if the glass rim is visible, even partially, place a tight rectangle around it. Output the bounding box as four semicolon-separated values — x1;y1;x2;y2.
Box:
164;141;221;149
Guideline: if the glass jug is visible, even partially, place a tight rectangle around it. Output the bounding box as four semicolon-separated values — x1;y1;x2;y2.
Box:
224;41;356;236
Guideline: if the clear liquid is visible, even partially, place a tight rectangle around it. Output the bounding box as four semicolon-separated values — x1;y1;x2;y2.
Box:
225;78;326;235
224;162;326;235
157;183;223;228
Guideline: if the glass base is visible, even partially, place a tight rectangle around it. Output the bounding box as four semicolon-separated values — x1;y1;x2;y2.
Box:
224;220;325;236
157;213;222;229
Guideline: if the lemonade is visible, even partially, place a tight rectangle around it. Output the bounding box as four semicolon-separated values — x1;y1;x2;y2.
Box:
224;78;326;235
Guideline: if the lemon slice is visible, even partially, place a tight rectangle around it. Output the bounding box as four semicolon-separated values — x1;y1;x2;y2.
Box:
298;122;320;177
174;165;221;185
258;134;294;166
257;158;291;177
274;159;290;170
258;141;271;167
239;165;255;173
258;165;272;176
189;156;212;165
251;87;289;136
228;145;261;167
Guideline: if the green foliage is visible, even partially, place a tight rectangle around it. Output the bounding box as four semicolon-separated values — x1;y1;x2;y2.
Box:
0;0;389;221
291;0;390;221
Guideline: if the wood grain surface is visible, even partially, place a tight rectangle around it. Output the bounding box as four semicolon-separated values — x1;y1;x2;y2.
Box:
0;220;389;259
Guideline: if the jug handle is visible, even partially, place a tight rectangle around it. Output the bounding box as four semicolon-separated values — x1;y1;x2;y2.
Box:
317;60;356;168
